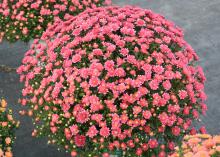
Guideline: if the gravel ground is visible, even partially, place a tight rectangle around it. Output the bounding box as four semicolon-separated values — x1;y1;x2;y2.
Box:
0;0;220;156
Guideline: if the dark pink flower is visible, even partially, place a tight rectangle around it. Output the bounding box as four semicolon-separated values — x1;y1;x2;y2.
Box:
74;135;86;147
172;126;181;136
148;139;158;149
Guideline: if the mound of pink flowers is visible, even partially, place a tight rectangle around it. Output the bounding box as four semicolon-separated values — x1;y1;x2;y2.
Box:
0;0;111;42
17;6;207;157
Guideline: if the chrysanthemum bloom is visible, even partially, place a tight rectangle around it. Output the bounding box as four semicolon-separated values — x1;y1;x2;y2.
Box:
0;0;111;42
17;6;207;157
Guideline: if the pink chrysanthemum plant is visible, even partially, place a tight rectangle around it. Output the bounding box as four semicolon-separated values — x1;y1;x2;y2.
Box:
17;6;207;157
0;0;111;43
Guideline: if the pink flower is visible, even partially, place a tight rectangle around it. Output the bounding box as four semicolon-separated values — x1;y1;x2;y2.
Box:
89;77;100;87
199;91;207;101
93;49;103;56
98;83;108;94
178;90;188;99
76;110;90;124
201;103;208;114
61;47;72;58
164;70;175;79
136;19;145;26
64;128;71;140
158;112;169;125
74;135;86;147
136;148;143;156
86;125;98;138
50;127;57;133
22;27;28;35
162;80;171;90
149;80;159;90
80;68;89;79
168;104;180;113
107;44;116;52
52;114;59;122
72;54;81;63
104;60;114;71
100;127;110;138
190;128;197;135
199;126;207;134
91;114;103;122
120;48;129;56
115;68;125;77
148;139;158;148
70;125;79;135
133;106;142;115
172;126;181;136
139;99;148;107
160;44;171;53
162;36;171;44
168;141;175;150
121;114;128;124
143;110;152;120
167;114;176;126
192;109;199;119
153;65;164;74
139;29;153;38
90;102;103;112
62;103;70;112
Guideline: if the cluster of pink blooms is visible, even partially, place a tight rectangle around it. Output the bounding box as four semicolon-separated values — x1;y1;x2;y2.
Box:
17;6;207;157
0;0;111;42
